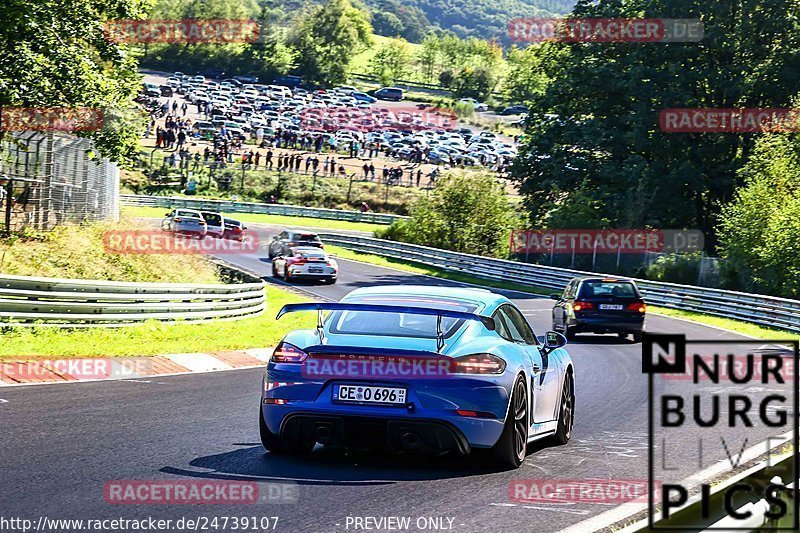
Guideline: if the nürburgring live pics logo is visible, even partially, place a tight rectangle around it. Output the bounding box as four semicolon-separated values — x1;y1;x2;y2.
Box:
643;333;799;530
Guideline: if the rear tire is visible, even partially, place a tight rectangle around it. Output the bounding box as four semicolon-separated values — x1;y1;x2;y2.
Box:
632;332;643;343
552;372;574;445
272;263;279;278
491;375;528;469
565;326;577;341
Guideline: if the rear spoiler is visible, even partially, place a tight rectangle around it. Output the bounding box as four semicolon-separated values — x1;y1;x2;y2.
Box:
276;302;495;351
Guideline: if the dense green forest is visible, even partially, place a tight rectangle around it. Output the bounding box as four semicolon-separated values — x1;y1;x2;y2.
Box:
261;0;576;42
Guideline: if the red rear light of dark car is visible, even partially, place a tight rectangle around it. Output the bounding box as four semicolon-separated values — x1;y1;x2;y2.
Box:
628;302;646;313
572;301;594;312
272;341;308;363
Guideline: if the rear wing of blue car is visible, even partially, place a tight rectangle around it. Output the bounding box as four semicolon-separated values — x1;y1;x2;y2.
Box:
276;302;495;351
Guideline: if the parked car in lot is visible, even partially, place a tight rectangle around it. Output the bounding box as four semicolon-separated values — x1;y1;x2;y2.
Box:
271;246;338;283
199;211;225;238
159;85;173;97
141;83;160;98
193;120;216;140
262;285;574;468
268;230;324;258
161;209;207;238
458;98;488;112
373;87;404;101
500;104;529;116
353;91;377;103
551;277;646;342
222;219;247;241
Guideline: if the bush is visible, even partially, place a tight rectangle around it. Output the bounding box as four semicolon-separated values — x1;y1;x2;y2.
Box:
642;253;702;285
717;133;800;297
376;173;518;257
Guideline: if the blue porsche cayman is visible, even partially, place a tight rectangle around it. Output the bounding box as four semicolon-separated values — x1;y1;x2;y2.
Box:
260;285;575;468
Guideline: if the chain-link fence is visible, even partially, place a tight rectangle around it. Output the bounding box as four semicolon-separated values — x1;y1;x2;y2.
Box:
0;131;119;234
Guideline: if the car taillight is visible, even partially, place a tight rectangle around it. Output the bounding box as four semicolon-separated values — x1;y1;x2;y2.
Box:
572;301;594;312
451;354;506;375
272;341;308;363
234;227;242;233
628;302;646;313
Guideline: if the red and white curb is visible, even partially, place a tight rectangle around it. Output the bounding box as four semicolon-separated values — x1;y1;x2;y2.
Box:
0;348;274;386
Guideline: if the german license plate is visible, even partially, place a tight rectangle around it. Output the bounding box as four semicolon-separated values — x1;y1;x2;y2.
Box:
333;384;407;405
309;267;323;273
599;304;623;310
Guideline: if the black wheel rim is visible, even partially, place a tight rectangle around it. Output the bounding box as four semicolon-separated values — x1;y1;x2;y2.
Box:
561;377;573;439
513;379;527;460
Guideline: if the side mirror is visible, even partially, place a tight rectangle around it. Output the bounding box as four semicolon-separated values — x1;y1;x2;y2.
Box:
272;235;279;241
242;226;247;230
549;293;561;301
543;331;567;352
165;212;172;217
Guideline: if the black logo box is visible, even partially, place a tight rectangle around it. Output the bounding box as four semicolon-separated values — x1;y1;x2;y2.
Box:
643;333;799;531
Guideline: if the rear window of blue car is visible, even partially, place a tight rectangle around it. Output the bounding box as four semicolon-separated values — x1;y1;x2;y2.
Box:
328;297;478;339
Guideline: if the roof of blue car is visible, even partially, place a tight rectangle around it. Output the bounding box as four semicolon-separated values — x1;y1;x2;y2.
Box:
341;285;508;311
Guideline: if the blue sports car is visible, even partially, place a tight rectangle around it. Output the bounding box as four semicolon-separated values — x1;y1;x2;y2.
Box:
260;285;575;468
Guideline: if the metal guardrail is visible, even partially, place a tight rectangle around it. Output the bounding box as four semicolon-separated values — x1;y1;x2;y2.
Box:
0;273;266;327
318;233;800;333
121;195;407;225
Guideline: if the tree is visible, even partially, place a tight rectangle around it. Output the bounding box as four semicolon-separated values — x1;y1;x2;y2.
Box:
372;12;404;38
377;173;518;257
290;0;372;87
511;0;800;243
417;32;504;97
145;0;260;76
504;45;551;105
447;66;497;100
418;34;440;82
242;9;296;81
0;0;151;162
718;132;800;297
369;39;411;85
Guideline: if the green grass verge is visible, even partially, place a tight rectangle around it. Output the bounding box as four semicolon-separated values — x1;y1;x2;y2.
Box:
0;285;316;358
648;306;799;340
122;206;385;233
0;221;219;283
326;245;797;340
